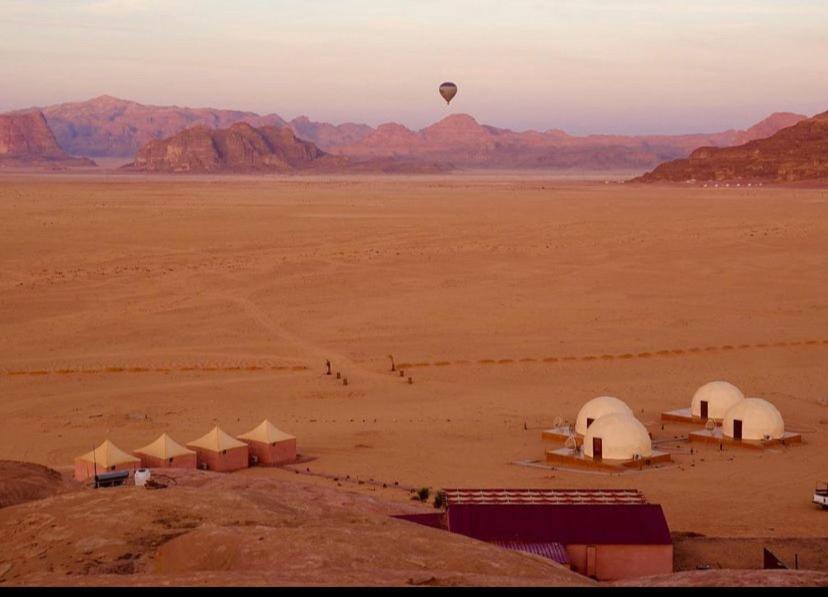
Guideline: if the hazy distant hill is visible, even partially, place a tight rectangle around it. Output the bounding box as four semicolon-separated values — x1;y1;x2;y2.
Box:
0;111;95;168
36;95;287;158
632;110;828;183
288;116;374;150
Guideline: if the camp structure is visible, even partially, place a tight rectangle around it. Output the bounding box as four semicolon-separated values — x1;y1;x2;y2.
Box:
546;413;671;470
689;397;801;449
662;380;744;424
237;419;297;466
134;433;197;469
186;426;249;472
74;439;141;482
575;396;632;435
542;396;632;445
395;488;673;581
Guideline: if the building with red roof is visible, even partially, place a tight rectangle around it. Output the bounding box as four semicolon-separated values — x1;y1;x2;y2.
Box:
396;488;672;581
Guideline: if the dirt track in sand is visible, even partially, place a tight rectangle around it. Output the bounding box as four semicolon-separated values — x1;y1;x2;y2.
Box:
0;175;826;563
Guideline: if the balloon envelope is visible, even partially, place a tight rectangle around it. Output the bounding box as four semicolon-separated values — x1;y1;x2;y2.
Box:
439;82;458;104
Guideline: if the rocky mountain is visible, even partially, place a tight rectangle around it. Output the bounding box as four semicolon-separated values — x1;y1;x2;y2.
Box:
38;95;287;158
334;112;808;170
128;122;333;173
632;110;828;183
0;111;95;167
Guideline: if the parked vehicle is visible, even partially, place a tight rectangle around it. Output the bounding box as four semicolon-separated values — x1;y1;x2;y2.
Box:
814;482;828;509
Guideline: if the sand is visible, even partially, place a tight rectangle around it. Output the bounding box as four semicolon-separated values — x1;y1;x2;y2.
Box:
0;175;827;580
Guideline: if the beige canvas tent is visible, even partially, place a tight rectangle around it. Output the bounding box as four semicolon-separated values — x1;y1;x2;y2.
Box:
74;439;140;481
186;426;249;472
238;419;297;465
134;433;197;469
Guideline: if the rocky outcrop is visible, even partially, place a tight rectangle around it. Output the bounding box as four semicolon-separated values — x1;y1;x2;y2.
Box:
632;111;828;183
0;111;94;167
128;123;332;173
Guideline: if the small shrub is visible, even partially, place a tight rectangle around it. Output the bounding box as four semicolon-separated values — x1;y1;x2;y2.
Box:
433;490;446;509
417;487;430;502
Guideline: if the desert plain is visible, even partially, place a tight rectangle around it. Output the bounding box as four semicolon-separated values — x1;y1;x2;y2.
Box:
0;173;827;584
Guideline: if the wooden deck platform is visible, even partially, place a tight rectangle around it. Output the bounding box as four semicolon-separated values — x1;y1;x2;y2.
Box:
545;447;672;470
688;428;802;449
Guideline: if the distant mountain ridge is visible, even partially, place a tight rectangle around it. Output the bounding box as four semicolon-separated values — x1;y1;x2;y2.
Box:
5;96;809;170
633;110;828;183
332;112;808;170
36;95;287;158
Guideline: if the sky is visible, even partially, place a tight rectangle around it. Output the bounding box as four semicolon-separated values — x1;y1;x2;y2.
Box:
1;0;826;134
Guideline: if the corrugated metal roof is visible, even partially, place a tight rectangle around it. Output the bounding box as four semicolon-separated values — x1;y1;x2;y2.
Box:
447;503;672;545
492;541;570;565
443;488;647;506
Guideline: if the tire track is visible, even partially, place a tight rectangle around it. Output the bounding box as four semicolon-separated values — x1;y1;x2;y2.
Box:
0;364;309;377
395;338;828;370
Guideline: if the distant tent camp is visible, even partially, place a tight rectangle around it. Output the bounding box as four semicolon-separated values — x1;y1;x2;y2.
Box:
237;419;297;466
134;433;197;469
74;439;140;481
186;426;249;472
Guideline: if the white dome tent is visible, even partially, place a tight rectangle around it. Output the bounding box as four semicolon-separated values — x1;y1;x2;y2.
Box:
583;413;653;461
722;398;785;441
575;396;633;436
690;381;744;421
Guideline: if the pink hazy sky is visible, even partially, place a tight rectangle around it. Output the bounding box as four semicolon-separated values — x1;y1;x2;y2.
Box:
1;0;826;134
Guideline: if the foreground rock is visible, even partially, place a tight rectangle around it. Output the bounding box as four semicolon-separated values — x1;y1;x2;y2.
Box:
0;111;95;169
632;111;828;183
0;468;587;586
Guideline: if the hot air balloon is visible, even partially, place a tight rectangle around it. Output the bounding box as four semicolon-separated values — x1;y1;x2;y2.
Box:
439;82;458;105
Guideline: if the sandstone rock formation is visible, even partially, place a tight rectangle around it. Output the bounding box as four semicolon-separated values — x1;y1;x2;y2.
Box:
128;122;449;174
129;123;332;173
0;111;95;168
632;111;828;183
